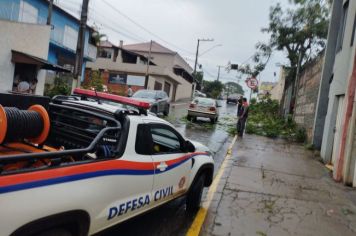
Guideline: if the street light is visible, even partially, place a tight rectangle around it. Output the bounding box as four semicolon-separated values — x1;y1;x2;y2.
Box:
199;44;222;57
191;38;214;99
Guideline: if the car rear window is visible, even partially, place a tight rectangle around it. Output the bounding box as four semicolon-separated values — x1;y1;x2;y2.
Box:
194;98;214;106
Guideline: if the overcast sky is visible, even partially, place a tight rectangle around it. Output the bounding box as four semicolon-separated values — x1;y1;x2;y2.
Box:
57;0;290;96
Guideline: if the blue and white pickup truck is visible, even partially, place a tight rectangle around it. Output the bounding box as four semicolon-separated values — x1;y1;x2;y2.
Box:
0;89;214;236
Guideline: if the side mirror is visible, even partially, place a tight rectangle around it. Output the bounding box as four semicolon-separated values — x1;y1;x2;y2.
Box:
185;140;196;153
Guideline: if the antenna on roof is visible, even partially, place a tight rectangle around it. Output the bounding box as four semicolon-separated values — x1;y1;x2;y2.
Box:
94;89;102;104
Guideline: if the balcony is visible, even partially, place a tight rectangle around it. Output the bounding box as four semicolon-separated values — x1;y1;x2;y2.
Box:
85;43;97;61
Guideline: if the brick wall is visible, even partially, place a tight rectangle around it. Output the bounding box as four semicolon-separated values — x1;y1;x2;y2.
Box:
294;55;324;143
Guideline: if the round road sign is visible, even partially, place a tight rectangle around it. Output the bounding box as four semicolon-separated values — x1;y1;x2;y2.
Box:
246;77;258;89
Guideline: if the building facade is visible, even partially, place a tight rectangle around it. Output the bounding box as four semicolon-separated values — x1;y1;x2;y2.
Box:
315;0;356;186
123;41;194;101
270;67;286;103
0;19;52;95
0;0;97;94
86;41;193;101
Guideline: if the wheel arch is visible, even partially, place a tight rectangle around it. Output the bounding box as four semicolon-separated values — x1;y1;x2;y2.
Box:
189;161;214;190
11;210;90;236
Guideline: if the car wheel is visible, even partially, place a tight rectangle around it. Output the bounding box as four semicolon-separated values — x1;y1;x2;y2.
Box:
186;174;205;213
163;105;170;116
151;106;158;114
38;228;72;236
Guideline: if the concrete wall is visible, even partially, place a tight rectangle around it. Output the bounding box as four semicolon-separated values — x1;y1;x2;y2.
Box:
175;77;194;101
270;67;286;102
320;0;356;163
0;19;50;95
313;0;343;149
294;55;324;143
352;114;356;186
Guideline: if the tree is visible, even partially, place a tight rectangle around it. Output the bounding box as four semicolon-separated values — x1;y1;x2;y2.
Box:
239;0;330;114
44;75;72;98
224;82;244;96
264;0;329;74
202;80;224;98
82;70;104;92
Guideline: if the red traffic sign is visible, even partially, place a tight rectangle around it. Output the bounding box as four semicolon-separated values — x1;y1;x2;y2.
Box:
246;77;258;89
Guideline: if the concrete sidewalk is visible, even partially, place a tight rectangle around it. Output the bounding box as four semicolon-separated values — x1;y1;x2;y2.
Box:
202;134;356;236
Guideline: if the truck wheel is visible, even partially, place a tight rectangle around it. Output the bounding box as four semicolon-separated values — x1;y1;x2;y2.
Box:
186;174;205;213
163;105;170;116
187;115;192;121
210;118;216;124
38;228;72;236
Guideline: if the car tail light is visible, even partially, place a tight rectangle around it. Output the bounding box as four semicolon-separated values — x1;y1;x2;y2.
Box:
189;104;195;108
209;107;216;112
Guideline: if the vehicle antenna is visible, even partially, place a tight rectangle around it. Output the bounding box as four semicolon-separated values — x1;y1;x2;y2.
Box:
94;89;102;104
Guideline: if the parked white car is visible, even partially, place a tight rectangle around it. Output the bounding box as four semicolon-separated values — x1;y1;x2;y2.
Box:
187;97;219;123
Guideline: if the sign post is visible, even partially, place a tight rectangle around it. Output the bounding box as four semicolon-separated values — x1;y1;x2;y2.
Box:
245;77;258;101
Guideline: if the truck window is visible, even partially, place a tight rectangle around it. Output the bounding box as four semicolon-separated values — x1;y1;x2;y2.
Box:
150;126;182;154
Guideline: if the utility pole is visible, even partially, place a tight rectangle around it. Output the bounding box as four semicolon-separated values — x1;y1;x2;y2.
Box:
46;0;53;25
193;39;200;76
145;40;153;89
216;65;224;81
74;0;90;88
191;38;214;99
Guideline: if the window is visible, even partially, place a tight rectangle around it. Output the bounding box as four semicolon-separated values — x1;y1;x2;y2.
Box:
136;124;151;155
337;0;349;51
154;81;162;90
151;126;182;154
18;0;38;23
63;25;78;50
108;73;127;84
98;48;113;59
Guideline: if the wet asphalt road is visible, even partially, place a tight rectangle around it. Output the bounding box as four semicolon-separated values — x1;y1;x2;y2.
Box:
99;100;238;236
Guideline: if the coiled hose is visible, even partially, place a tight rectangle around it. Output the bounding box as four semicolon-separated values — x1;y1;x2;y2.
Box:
0;105;50;144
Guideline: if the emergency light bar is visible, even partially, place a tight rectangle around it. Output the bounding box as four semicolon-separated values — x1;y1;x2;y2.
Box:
73;88;151;110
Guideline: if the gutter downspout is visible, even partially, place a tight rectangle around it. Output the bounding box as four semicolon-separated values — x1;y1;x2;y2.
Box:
334;54;356;181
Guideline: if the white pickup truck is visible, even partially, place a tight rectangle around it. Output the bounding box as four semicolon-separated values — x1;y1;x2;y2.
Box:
0;89;214;236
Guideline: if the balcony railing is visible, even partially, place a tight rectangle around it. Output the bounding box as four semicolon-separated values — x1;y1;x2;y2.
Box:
86;44;97;60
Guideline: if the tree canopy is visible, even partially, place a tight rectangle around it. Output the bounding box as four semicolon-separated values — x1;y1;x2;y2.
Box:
224;82;244;95
238;0;329;78
202;80;224;98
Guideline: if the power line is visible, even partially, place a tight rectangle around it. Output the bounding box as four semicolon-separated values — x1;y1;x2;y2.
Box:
56;3;147;42
88;7;147;42
101;0;194;55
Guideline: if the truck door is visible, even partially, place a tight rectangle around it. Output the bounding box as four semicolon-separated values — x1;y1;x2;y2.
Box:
146;123;191;206
93;121;154;232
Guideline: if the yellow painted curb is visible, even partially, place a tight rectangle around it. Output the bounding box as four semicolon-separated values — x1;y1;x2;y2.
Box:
186;135;237;236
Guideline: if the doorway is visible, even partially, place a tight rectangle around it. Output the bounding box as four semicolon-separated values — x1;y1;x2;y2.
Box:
331;95;345;165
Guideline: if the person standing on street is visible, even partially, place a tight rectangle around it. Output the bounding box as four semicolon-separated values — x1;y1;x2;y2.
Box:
237;96;244;133
238;98;249;137
127;85;133;97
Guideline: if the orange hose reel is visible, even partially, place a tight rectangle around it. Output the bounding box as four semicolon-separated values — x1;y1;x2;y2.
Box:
0;104;50;145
